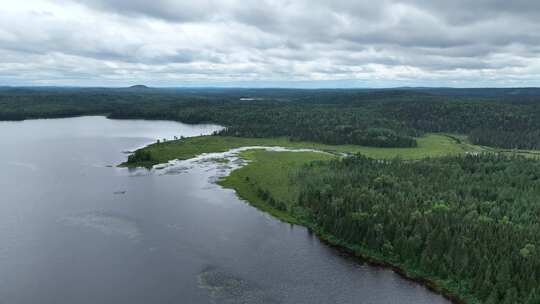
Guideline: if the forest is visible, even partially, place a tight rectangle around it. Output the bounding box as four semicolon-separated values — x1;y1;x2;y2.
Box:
2;87;540;149
263;154;539;304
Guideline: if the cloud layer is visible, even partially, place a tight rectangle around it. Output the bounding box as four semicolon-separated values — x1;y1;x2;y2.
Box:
1;0;539;87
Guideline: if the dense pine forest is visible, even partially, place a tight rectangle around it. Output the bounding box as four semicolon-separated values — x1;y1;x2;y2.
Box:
2;87;540;149
285;154;539;304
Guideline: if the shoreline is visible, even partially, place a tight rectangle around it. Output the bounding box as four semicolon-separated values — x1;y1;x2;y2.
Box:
121;138;485;304
218;176;473;304
316;236;467;304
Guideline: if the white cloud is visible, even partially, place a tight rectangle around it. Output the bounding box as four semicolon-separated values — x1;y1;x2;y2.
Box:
0;0;539;87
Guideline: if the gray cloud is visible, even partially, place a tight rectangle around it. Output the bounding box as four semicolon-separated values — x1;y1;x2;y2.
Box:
69;0;224;22
1;0;540;87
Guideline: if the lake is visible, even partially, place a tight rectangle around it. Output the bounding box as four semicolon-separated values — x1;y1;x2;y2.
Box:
0;116;451;304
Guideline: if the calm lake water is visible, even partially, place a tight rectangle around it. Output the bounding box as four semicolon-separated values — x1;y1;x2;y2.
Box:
0;116;451;304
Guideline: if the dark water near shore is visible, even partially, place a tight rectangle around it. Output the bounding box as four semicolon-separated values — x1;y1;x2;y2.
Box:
0;116;450;304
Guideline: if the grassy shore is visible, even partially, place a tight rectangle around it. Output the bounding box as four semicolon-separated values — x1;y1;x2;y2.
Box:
120;133;480;168
219;150;334;224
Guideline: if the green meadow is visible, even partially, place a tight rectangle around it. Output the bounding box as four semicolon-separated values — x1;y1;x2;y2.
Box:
121;133;481;168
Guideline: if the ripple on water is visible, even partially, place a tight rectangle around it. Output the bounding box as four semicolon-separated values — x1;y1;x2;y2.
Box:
159;165;192;175
207;175;222;185
128;169;152;177
59;210;141;241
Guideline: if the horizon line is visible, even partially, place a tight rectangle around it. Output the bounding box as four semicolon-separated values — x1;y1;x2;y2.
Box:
3;85;540;90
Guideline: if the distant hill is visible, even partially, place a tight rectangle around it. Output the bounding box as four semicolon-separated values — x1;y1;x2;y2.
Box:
127;85;150;90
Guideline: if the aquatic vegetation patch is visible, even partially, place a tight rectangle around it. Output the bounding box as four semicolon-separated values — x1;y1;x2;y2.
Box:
198;266;278;304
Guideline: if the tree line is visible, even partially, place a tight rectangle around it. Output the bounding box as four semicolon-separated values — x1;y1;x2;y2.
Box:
284;154;540;304
385;100;540;149
2;88;540;149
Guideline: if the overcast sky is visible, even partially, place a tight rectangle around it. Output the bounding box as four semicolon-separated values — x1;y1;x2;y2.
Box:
1;0;540;88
